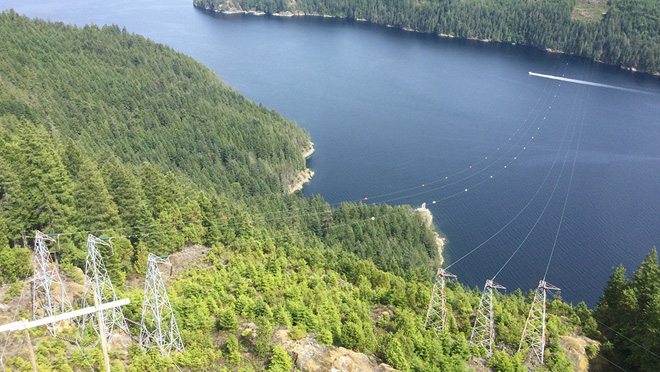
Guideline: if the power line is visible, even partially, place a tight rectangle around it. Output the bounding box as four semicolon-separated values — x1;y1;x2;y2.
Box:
337;55;567;205
490;62;586;282
543;63;591;282
444;82;574;271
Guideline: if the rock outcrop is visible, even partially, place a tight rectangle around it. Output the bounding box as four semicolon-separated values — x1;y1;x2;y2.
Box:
560;335;605;372
287;142;315;194
273;328;397;372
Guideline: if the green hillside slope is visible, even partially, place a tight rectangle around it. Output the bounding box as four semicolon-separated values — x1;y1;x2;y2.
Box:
0;10;310;195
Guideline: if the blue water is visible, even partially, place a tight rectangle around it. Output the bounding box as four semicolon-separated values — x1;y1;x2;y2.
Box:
4;0;660;306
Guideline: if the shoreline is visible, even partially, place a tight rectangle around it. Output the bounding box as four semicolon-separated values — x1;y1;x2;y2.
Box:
195;3;660;77
415;207;446;266
287;142;315;194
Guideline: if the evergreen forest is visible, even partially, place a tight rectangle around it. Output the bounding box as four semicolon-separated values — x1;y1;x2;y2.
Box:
194;0;660;74
0;10;659;372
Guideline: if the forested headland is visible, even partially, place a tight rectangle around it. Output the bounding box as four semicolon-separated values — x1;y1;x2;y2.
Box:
1;10;659;372
194;0;660;74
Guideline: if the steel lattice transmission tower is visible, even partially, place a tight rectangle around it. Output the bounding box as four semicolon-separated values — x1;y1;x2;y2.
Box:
424;268;456;335
81;234;131;341
140;253;184;355
32;231;73;335
470;279;506;357
518;280;561;364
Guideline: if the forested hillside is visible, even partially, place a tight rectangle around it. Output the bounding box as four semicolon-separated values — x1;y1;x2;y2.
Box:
194;0;660;74
0;9;442;279
0;10;658;372
594;248;660;372
0;10;310;195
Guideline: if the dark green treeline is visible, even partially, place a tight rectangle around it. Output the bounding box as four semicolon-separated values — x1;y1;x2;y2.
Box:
194;0;660;74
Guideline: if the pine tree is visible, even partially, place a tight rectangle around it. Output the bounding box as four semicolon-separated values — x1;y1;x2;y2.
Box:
61;139;84;180
384;337;410;371
72;158;121;231
101;155;154;239
219;308;239;331
0;217;8;250
14;123;73;233
134;240;149;274
255;317;273;357
226;334;242;365
181;199;204;245
151;208;185;255
197;192;221;248
631;248;660;310
141;162;168;218
597;264;628;325
268;345;292;372
0;153;23;243
340;322;364;351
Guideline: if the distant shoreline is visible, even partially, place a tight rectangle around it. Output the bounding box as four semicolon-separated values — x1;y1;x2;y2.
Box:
195;4;660;77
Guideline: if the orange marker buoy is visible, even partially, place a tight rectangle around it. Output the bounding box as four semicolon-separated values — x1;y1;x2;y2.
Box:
469;166;472;169
364;197;368;200
445;176;448;179
422;184;425;187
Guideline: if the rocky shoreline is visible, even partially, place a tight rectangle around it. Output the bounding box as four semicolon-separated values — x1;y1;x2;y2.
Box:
415;207;446;266
287;142;315;194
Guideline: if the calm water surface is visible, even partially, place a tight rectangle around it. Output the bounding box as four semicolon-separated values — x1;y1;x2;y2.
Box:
4;0;660;306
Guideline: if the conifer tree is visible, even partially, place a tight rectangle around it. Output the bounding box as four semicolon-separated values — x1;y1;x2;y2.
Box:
72;158;121;231
384;337;410;371
61;139;84;180
219;308;239;331
0;152;23;242
226;334;242;365
596;264;628;325
101;155;154;239
197;192;221;248
632;248;660;309
141;162;168;218
255;317;273;357
15;123;73;233
134;240;149;274
181;199;204;245
268;345;292;372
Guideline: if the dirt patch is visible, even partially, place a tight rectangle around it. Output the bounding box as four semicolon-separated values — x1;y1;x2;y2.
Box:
572;0;609;22
168;244;210;276
560;335;605;372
